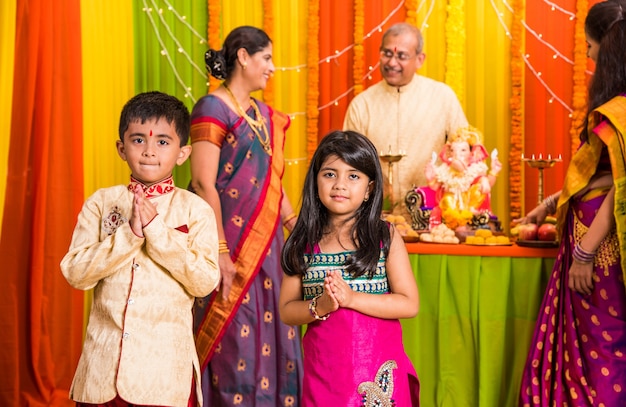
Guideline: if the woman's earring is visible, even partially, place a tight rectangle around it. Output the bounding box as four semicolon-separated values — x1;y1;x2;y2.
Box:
363;195;369;202
243;62;247;70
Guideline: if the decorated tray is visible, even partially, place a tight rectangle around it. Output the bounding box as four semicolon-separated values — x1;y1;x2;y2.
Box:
516;240;559;248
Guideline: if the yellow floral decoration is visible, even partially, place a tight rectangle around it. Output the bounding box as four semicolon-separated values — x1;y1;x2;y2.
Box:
405;0;418;27
353;0;364;96
262;0;274;106
207;0;221;92
508;0;524;221
307;0;320;159
444;0;465;105
570;0;588;155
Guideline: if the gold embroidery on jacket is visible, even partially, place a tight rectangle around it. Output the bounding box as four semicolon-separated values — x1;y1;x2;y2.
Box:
102;206;127;235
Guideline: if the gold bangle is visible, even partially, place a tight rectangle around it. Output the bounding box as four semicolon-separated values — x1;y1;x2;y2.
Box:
218;239;229;254
488;171;498;177
282;213;297;226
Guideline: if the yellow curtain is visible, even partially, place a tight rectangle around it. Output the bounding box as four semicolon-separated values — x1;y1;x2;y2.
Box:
220;0;309;209
80;0;135;198
464;2;513;227
0;0;16;232
270;0;309;208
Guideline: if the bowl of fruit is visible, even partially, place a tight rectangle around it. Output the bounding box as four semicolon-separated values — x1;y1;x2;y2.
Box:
512;216;559;248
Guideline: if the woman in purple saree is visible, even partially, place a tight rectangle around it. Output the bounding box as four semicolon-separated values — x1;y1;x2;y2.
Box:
189;27;302;406
518;2;626;405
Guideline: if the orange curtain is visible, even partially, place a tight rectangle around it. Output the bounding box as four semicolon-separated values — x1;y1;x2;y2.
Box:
0;0;84;405
318;0;405;139
318;0;354;135
522;0;576;209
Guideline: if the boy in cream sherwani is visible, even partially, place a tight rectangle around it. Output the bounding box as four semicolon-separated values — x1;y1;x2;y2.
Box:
61;91;220;407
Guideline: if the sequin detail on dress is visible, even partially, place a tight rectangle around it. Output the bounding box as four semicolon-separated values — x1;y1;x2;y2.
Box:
358;360;398;407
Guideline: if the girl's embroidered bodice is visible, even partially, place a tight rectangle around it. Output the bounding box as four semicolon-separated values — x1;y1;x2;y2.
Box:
302;250;390;300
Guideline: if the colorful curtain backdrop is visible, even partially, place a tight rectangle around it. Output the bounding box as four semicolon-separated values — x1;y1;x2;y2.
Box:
0;0;596;405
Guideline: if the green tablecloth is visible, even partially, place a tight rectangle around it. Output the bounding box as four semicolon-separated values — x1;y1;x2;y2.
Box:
402;251;554;406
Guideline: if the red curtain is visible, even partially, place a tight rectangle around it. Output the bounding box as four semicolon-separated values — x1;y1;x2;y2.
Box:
522;0;576;209
0;1;84;405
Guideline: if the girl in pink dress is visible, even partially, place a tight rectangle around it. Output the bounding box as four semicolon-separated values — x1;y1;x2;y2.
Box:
280;130;421;406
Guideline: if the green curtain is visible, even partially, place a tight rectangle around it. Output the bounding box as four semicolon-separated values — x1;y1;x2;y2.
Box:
132;1;209;187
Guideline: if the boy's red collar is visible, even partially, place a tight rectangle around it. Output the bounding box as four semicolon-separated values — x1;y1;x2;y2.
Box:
128;176;175;198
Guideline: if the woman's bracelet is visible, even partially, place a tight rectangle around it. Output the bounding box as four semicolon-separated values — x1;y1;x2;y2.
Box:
308;294;330;321
542;194;557;214
572;242;596;264
218;239;229;254
282;213;297;226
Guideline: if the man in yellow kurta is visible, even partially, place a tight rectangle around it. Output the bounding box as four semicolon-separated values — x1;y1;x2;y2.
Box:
343;23;467;216
61;92;220;407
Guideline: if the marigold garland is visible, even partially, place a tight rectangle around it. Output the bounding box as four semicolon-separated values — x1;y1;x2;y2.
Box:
508;0;524;221
207;0;221;92
444;0;465;105
262;0;274;106
306;0;320;159
405;0;418;27
569;0;588;156
353;0;365;96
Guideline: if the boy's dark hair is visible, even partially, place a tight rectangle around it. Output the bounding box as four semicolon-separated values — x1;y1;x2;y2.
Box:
118;91;190;146
281;130;391;279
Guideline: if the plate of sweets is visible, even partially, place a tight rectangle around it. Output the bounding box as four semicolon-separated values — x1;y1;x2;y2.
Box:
464;229;512;246
384;214;420;243
419;223;460;244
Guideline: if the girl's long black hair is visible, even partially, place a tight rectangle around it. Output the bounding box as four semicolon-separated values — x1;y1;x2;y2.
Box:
581;0;626;141
281;130;391;279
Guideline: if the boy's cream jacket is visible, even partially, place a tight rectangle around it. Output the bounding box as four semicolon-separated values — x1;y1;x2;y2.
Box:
61;185;220;407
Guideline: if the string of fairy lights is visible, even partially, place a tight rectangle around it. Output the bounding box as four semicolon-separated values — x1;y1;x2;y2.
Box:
141;0;585;161
492;0;593;114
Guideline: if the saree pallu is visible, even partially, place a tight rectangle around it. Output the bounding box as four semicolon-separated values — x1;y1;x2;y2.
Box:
519;190;626;406
190;95;303;406
302;308;419;406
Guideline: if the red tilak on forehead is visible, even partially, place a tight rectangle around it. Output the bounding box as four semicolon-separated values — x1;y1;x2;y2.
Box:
149;130;153;137
394;46;397;53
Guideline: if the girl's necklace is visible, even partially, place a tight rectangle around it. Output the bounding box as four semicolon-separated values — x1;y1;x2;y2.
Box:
223;83;272;156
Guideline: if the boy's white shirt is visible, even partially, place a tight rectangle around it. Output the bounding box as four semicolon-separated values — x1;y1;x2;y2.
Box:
61;185;219;407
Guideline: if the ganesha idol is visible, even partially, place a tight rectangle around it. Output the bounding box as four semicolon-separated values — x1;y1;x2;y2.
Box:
405;126;502;232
